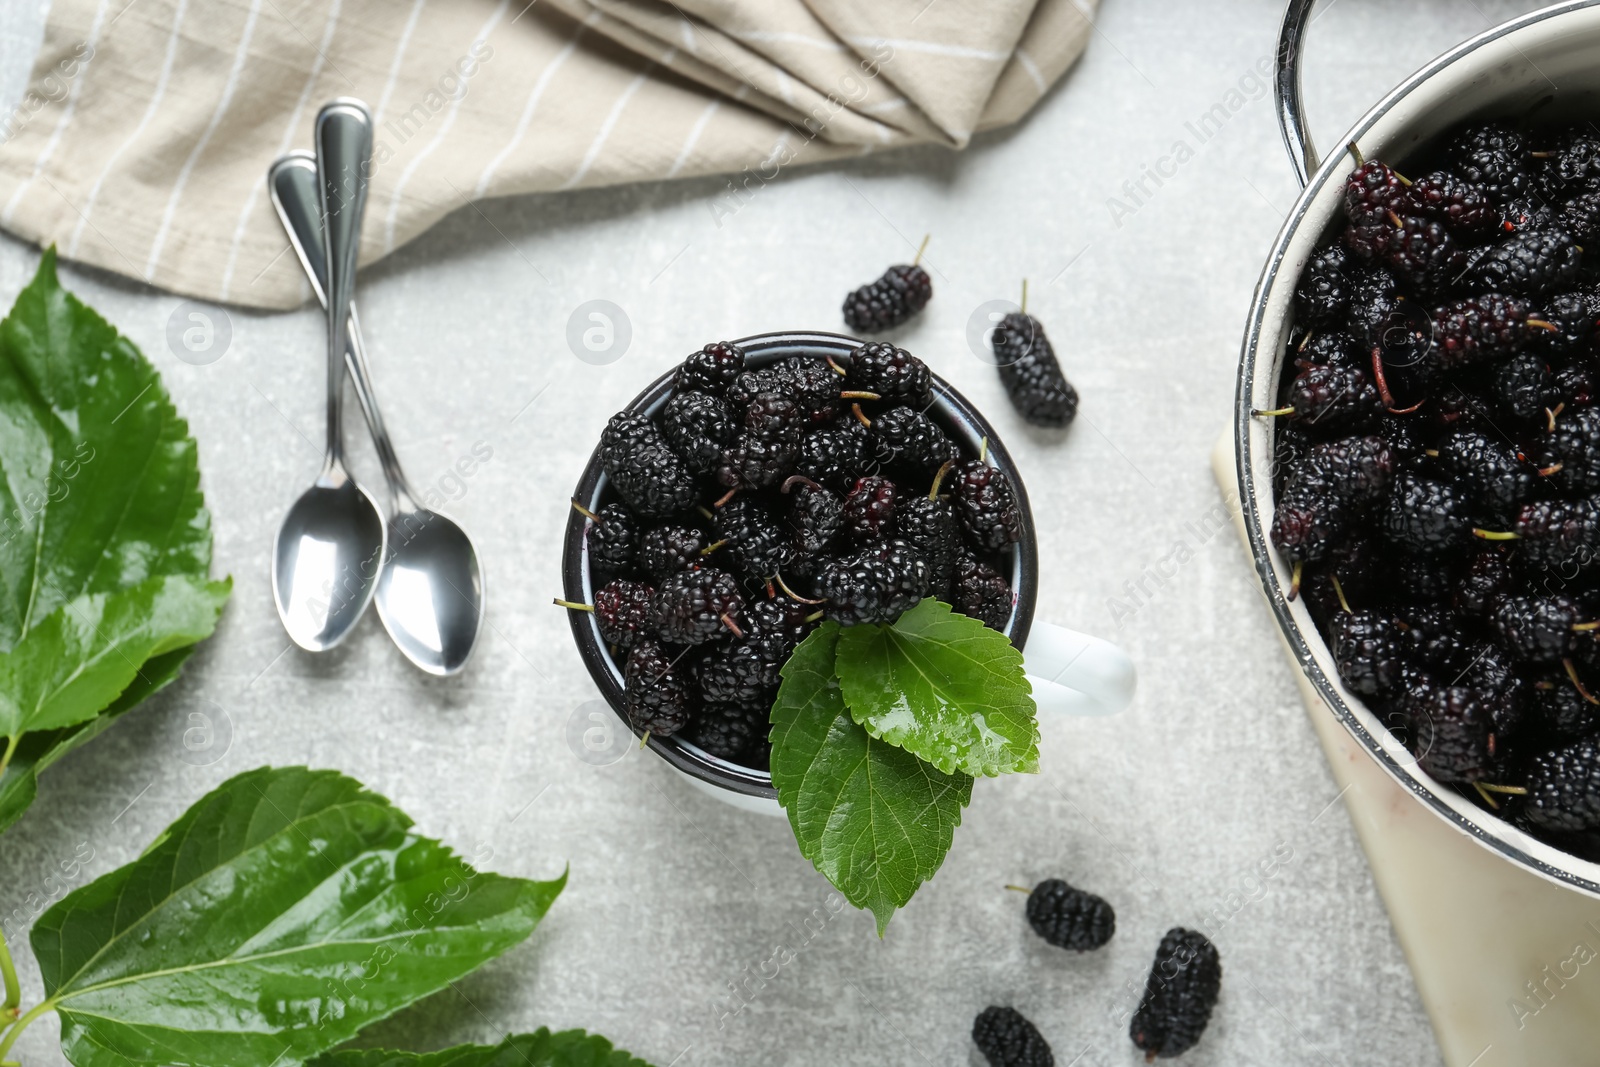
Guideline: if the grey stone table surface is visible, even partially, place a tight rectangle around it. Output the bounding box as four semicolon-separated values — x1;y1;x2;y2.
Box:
0;0;1558;1064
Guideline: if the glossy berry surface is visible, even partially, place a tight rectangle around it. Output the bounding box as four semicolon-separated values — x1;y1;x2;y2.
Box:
638;525;707;580
845;341;932;405
587;342;1026;770
600;412;698;518
651;567;743;646
972;1007;1053;1067
594;579;655;651
1024;879;1115;952
1129;927;1222;1061
674;341;746;395
992;312;1079;428
1268;121;1600;862
869;406;959;473
843;263;932;333
950;461;1023;551
585;502;637;578
624;640;691;736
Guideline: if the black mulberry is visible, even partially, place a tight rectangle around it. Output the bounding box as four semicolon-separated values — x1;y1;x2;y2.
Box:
951;461;1023;551
972;1006;1053;1067
846;341;932;406
1022;879;1114;951
843;263;932;334
600;412;698;518
624;640;691;736
652;567;743;645
1130;928;1222;1061
993;313;1079;428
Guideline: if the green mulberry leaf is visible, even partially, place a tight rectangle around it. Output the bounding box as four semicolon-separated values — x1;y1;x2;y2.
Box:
0;575;228;739
0;250;229;833
310;1029;656;1067
0;248;213;650
769;623;972;936
833;598;1038;777
29;766;565;1067
0;644;195;834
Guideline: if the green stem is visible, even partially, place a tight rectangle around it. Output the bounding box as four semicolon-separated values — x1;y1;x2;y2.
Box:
0;734;16;781
0;1000;54;1062
0;928;18;1018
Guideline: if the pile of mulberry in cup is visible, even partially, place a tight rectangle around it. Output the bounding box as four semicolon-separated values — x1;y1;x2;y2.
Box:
1264;120;1600;856
573;339;1023;770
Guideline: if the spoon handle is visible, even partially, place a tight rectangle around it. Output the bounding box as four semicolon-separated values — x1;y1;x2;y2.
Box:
268;152;411;506
314;100;373;468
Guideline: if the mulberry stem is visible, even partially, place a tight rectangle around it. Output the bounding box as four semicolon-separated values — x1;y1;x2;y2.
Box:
775;573;825;605
1565;658;1599;705
1330;574;1352;614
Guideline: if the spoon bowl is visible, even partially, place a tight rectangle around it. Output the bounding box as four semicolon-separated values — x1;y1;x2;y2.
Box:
272;471;386;651
376;506;483;675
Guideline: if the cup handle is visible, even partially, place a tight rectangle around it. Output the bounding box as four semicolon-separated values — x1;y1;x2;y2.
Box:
1022;620;1137;717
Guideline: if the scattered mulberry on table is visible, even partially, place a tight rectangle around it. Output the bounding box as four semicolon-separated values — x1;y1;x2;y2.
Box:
1023;878;1115;951
843;263;932;334
972;1006;1054;1067
992;312;1079;428
1130;928;1222;1061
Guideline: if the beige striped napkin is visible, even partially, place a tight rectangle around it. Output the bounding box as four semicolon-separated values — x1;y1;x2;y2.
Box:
0;0;1094;310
